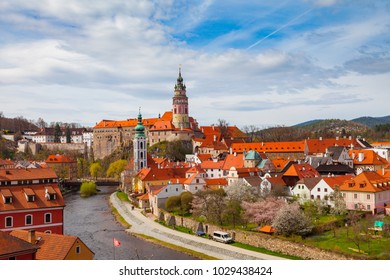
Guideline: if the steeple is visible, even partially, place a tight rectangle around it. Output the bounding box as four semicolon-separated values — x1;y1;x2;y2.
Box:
134;107;145;138
172;67;189;129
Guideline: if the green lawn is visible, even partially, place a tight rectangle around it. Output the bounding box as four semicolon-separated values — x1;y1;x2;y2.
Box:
116;191;130;202
303;223;390;259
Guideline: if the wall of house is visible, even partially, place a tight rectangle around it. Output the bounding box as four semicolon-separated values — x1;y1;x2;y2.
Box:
0;208;64;234
65;240;94;260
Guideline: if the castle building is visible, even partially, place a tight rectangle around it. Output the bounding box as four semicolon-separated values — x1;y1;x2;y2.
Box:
93;69;201;159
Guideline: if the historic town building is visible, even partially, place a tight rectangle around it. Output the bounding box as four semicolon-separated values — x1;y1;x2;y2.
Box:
93;69;201;159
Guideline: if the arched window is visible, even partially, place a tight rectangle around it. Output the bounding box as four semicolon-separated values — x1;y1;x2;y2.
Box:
25;214;33;225
140;152;143;159
44;213;52;224
140;142;143;149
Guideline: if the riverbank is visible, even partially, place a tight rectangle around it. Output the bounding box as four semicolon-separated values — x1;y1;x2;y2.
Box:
110;192;286;260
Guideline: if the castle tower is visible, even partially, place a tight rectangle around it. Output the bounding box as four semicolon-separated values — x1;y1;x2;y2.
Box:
133;109;147;172
172;67;190;129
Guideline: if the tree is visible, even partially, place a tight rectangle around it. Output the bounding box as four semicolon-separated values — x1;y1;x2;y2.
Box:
80;181;97;197
217;119;229;139
35;117;47;129
65;126;71;143
165;196;181;212
191;189;226;225
242;125;259;142
54;123;61;143
106;159;128;179
242;197;287;225
272;202;313;236
330;187;347;216
224;181;261;203
90;162;102;180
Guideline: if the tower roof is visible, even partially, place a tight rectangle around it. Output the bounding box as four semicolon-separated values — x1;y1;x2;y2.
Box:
175;67;186;91
134;108;145;137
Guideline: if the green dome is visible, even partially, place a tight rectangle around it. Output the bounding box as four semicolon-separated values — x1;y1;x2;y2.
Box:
135;111;145;137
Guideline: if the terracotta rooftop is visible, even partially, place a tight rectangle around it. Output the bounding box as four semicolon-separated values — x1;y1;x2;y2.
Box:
339;171;390;193
348;149;389;166
0;231;38;258
306;138;360;154
10;230;93;260
231;141;305;153
46;154;76;163
283;164;321;179
0;168;57;182
0;184;64;212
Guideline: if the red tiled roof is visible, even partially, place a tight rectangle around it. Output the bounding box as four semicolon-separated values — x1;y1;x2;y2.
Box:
231;141;305;153
339;171;390;193
305;138;360;154
322;175;354;189
46;154;76;163
223;154;244;170
10;230;93;260
196;154;212;162
204;178;228;186
150;120;175;131
283;164;320;178
348;149;389;166
0;168;57;181
0;231;38;257
258;225;277;233
200;160;224;169
0;158;14;167
0;184;64;212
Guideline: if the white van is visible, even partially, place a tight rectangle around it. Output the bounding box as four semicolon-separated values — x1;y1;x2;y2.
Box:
212;231;233;243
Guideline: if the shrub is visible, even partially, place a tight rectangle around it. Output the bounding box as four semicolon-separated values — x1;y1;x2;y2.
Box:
80;181;97;197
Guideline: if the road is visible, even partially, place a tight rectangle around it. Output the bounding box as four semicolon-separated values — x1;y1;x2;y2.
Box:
110;192;286;260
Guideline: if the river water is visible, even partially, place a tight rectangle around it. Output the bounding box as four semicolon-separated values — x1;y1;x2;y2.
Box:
64;185;197;260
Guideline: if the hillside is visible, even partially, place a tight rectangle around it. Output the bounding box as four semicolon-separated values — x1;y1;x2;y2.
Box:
351;115;390;127
0;116;38;132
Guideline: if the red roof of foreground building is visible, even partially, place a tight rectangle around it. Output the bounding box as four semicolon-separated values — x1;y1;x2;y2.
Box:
348;149;389;166
0;231;38;258
10;230;94;260
0;184;64;212
46;154;76;164
305;138;360;155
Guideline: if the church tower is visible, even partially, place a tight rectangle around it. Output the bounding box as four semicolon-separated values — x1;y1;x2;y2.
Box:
172;67;190;129
133;109;147;172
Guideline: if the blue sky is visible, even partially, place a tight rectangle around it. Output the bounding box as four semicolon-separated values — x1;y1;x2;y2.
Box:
0;0;389;129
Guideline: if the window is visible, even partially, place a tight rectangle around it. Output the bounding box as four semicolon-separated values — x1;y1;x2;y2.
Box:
4;196;12;204
354;194;358;199
324;188;328;193
76;246;81;254
25;215;33;225
44;213;52;224
367;205;371;210
5;216;13;228
367;194;371;200
317;188;321;192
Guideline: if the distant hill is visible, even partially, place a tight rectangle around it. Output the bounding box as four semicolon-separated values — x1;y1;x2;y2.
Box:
0;116;38;133
294;119;324;127
351;115;390;127
297;119;367;135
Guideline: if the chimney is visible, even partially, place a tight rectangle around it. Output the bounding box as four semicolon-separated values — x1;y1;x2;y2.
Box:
213;135;216;142
28;230;36;244
319;137;322;141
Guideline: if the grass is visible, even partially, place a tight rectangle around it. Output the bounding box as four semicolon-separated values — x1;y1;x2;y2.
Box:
231;242;302;260
116;191;130;202
303;223;390;259
133;233;218;260
111;206;131;229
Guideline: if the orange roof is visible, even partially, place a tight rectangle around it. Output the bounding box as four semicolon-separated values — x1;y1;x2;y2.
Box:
200;126;247;140
283;164;320;178
340;172;390;192
0;168;57;181
137;166;190;182
339;171;390;193
200;160;224;169
0;158;14;167
94;117;159;129
150;120;174;131
371;142;390;147
348;149;389;166
160;111;173;121
196;154;212;162
231;141;305;153
306;138;360;154
272;158;291;170
10;230;93;260
46;154;76;163
0;231;38;257
223;154;244;170
322;175;354;189
0;184;65;212
137;193;150;201
204;178;228;186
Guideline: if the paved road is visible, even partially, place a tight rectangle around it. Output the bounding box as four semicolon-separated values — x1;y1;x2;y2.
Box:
110;192;285;260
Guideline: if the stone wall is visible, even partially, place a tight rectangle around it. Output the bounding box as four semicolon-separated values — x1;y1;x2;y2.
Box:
159;210;351;260
41;143;87;154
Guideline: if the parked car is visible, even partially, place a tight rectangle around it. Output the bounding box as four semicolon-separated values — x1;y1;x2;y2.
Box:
212;231;233;243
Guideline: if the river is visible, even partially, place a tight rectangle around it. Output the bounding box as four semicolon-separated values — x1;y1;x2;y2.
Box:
64;185;197;260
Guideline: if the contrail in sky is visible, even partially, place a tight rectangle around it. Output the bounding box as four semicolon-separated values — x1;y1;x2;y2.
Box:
246;8;314;50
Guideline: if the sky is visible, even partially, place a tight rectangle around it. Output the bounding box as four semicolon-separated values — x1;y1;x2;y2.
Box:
0;0;389;129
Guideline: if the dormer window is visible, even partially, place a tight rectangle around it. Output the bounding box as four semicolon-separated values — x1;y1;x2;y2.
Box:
1;189;13;204
24;188;35;202
45;186;57;201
